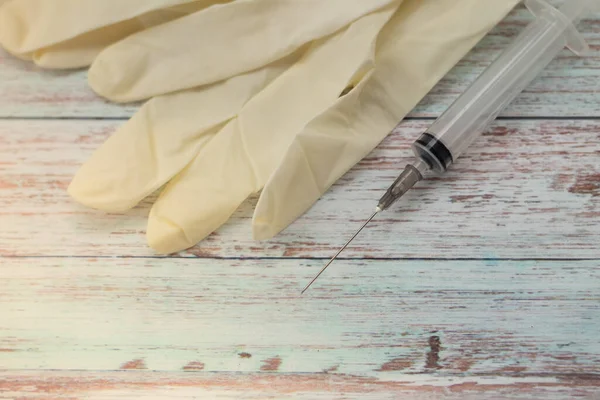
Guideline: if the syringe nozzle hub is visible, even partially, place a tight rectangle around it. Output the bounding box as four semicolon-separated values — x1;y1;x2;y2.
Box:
377;162;424;211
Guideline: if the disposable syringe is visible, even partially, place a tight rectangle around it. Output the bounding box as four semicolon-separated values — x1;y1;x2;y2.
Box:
302;0;599;294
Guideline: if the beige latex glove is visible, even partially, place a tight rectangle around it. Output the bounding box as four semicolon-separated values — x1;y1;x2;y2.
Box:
0;0;225;68
68;1;403;253
69;0;519;254
86;0;404;102
254;0;522;239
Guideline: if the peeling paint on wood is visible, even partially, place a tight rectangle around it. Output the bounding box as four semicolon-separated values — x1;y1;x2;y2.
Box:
0;371;598;399
0;5;598;119
182;361;205;371
0;119;598;259
120;359;147;370
377;359;413;372
568;173;600;197
1;258;598;376
426;336;443;370
0;4;599;398
260;357;283;372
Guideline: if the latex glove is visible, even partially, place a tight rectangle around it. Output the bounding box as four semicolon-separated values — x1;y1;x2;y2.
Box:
0;0;224;68
68;1;403;253
85;0;402;102
0;0;402;82
69;0;519;254
254;0;522;238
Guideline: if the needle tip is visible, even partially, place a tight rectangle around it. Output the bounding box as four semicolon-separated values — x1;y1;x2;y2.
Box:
300;210;379;295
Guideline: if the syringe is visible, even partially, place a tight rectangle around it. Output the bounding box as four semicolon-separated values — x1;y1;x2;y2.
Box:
301;0;599;294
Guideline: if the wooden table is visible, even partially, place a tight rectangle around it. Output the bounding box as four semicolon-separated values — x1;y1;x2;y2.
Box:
1;4;599;399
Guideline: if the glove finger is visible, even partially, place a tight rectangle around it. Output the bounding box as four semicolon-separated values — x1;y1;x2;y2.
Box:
68;54;296;212
88;0;401;103
145;5;400;254
29;1;224;69
135;2;225;28
0;0;217;59
252;0;521;240
30;21;143;69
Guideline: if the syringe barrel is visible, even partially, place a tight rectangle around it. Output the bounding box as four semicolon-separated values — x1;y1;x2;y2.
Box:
415;0;592;173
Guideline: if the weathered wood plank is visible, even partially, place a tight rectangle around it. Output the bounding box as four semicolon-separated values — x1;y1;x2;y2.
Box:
0;4;598;119
0;3;598;399
1;258;598;375
1;371;599;400
1;119;598;258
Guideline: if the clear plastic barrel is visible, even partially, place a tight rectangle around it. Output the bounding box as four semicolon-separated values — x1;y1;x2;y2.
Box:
425;0;596;161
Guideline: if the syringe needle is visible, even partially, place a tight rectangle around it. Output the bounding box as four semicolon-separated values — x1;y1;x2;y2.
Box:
301;210;379;294
302;0;597;296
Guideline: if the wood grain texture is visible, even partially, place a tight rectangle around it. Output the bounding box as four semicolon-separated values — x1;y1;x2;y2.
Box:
1;2;599;398
0;4;598;119
1;372;599;399
1;259;599;375
0;119;598;259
